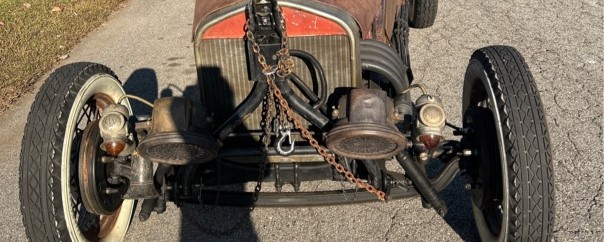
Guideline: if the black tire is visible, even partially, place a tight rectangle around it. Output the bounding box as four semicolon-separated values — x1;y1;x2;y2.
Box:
20;63;134;241
392;2;414;82
462;46;555;241
409;0;438;29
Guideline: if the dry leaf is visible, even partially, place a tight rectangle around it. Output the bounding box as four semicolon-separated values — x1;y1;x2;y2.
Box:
23;3;32;9
58;54;69;60
51;7;62;12
0;21;5;26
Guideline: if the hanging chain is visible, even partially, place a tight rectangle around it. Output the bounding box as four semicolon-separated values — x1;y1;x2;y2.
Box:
246;7;386;202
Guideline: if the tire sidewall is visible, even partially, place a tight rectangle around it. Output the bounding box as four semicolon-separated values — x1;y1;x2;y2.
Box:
60;73;134;242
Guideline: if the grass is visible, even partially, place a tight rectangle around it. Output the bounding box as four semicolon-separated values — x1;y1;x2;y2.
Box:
0;0;126;112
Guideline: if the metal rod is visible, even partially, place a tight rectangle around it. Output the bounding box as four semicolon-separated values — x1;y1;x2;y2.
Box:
396;153;448;217
213;81;269;141
169;156;459;207
219;145;322;157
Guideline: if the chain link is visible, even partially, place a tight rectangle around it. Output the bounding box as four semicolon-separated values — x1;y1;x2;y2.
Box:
246;6;386;202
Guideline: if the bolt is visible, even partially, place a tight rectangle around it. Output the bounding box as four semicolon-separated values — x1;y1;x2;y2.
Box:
464;183;472;190
419;152;429;161
331;109;339;119
105;187;119;194
462;149;473;156
101;156;113;163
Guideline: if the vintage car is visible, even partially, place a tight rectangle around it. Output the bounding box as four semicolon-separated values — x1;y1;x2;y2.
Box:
19;0;554;241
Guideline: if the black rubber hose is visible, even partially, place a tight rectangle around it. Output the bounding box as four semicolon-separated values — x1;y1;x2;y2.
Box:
275;79;329;129
288;73;327;112
360;43;407;83
289;50;328;110
396;153;448;217
213;81;269;141
360;43;412;114
360;48;407;91
139;164;172;222
360;60;405;93
361;40;407;75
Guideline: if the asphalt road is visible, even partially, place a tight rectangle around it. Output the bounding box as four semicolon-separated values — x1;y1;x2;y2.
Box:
1;0;602;241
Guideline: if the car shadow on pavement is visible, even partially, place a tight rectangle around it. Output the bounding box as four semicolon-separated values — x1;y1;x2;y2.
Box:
123;68;159;116
441;176;481;241
179;204;258;242
426;160;480;241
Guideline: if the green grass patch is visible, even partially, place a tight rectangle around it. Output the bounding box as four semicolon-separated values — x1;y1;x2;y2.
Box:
0;0;125;111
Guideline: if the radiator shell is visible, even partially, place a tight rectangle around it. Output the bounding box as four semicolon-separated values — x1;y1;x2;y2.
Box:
194;1;361;135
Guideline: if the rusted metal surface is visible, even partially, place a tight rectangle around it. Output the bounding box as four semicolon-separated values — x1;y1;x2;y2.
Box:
326;89;407;160
193;0;405;42
150;97;191;133
123;153;159;199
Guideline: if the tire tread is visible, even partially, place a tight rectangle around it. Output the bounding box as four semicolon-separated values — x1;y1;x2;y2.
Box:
410;0;438;29
471;46;555;241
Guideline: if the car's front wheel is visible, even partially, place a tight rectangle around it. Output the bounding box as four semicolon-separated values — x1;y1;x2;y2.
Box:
20;63;134;241
462;46;555;241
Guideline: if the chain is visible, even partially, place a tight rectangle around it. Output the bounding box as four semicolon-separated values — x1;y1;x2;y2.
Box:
246;6;386;202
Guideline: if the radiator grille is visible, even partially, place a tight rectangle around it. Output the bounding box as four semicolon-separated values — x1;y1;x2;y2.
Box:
198;35;352;132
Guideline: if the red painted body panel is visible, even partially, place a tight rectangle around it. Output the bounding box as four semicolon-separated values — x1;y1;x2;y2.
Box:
202;7;346;39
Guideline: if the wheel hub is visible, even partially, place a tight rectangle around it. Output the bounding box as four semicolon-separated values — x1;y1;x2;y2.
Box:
78;119;126;215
